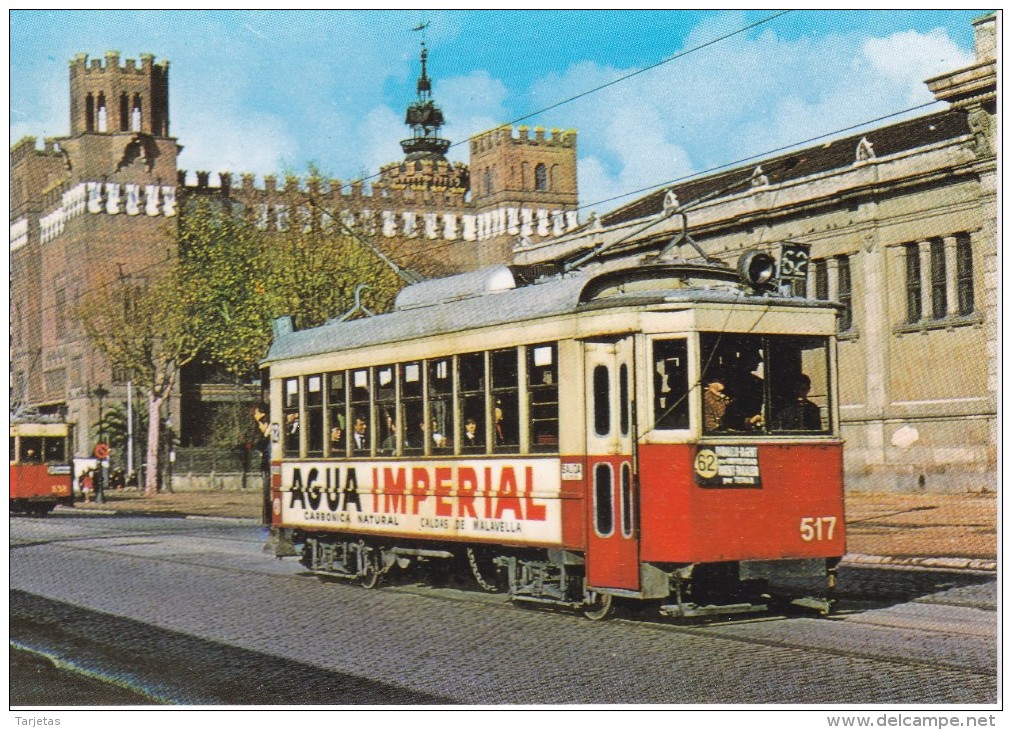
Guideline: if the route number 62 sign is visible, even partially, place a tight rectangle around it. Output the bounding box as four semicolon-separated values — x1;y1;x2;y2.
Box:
778;242;811;281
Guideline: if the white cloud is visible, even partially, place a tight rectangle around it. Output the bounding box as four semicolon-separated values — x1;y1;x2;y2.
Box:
359;105;409;179
434;70;511;162
175;111;297;183
522;19;977;214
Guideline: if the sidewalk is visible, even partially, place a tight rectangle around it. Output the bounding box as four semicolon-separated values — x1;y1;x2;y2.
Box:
71;488;998;571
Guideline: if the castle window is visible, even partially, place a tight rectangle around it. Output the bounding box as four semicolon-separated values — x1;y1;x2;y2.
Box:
484;168;493;196
119;92;130;131
86;94;95;132
97;93;108;132
535;163;548;192
132;94;142;131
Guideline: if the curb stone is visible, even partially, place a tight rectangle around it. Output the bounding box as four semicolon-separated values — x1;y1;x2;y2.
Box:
842;553;996;572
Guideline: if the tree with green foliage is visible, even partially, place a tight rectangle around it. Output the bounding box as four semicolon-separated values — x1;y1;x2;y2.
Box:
178;195;405;380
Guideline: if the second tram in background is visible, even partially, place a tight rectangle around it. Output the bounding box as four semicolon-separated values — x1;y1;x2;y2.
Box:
10;417;75;515
262;249;845;619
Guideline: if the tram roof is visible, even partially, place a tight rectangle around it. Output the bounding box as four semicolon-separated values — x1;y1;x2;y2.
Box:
263;262;835;365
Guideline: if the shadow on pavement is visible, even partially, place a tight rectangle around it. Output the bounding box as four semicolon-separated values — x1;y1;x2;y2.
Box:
11;590;454;706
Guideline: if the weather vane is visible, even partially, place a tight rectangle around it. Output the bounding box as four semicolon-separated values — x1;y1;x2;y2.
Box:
411;20;430;43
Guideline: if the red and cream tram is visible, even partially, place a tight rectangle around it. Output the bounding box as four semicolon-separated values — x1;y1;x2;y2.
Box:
263;254;845;618
10;418;75;515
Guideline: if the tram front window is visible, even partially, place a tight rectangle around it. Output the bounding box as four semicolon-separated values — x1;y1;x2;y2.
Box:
699;334;830;435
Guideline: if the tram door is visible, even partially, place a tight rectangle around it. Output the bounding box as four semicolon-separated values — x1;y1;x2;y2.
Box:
583;337;640;591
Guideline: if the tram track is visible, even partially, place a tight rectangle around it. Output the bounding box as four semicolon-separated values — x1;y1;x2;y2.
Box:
12;515;995;685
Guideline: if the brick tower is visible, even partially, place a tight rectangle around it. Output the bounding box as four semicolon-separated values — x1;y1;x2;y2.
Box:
468;125;578;265
10;52;182;458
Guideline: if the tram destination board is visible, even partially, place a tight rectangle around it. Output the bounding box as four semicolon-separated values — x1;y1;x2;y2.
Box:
693;445;761;488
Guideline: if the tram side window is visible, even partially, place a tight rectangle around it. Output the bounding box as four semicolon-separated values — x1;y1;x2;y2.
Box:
652;339;689;430
328;372;347;457
10;437;16;463
401;362;424;455
491;348;519;453
283;378;300;456
351;369;372;454
458;353;486;453
427;358;453;453
376;365;397;455
306;375;324;456
44;437;66;463
528;343;559;452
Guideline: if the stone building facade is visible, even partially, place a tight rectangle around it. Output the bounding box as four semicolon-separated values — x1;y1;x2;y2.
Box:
514;13;997;493
10;44;579;457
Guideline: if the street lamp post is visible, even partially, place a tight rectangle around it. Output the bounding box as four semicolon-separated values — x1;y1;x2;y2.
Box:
93;384;109;504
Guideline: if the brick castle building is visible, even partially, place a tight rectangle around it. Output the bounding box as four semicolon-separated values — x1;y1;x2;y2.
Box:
10;43;579;458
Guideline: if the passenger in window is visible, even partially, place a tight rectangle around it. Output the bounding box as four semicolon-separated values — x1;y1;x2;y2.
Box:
725;349;765;430
351;416;369;453
330;424;345;453
430;419;446;449
774;374;822;431
702;370;730;432
462;417;483;451
381;420;398;455
494;402;506;446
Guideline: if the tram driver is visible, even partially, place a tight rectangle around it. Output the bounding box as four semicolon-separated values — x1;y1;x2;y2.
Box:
702;369;730;432
724;347;765;431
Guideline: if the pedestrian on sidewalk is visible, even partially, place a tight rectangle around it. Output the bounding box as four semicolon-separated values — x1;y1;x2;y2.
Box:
252;403;272;525
253;402;298;558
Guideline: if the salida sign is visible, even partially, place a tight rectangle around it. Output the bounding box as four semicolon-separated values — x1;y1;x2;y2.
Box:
279;459;562;544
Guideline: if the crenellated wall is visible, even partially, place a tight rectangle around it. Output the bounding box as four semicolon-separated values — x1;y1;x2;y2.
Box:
173;170;578;246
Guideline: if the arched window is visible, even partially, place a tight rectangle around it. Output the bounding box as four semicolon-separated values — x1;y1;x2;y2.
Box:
96;93;108;132
119;93;130;131
534;163;548;192
85;94;95;132
131;94;142;132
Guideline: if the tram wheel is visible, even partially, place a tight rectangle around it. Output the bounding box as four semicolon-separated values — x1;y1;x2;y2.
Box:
582;591;615;621
359;551;382;589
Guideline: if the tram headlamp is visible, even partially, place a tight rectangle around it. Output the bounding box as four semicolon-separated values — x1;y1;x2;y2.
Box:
737;250;777;289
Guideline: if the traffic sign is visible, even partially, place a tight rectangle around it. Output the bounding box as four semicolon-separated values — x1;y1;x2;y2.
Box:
94;443;110;459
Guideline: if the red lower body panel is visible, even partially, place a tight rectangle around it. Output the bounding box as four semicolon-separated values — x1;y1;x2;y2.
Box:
638;442;845;564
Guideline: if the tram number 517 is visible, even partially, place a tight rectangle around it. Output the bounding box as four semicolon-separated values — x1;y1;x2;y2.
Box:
800;516;837;542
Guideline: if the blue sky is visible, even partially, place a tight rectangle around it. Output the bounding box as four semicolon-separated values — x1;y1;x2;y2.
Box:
9;9;985;213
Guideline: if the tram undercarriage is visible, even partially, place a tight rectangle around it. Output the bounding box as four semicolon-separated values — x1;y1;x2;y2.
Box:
296;532;836;620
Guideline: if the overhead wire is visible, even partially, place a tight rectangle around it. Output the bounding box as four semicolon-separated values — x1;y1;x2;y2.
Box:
11;9;950;388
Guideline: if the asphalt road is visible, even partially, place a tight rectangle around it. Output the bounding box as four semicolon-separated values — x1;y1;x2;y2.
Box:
10;511;998;706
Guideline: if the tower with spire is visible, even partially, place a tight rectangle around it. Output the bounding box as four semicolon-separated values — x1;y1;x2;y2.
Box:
378;40;469;194
401;42;451;162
